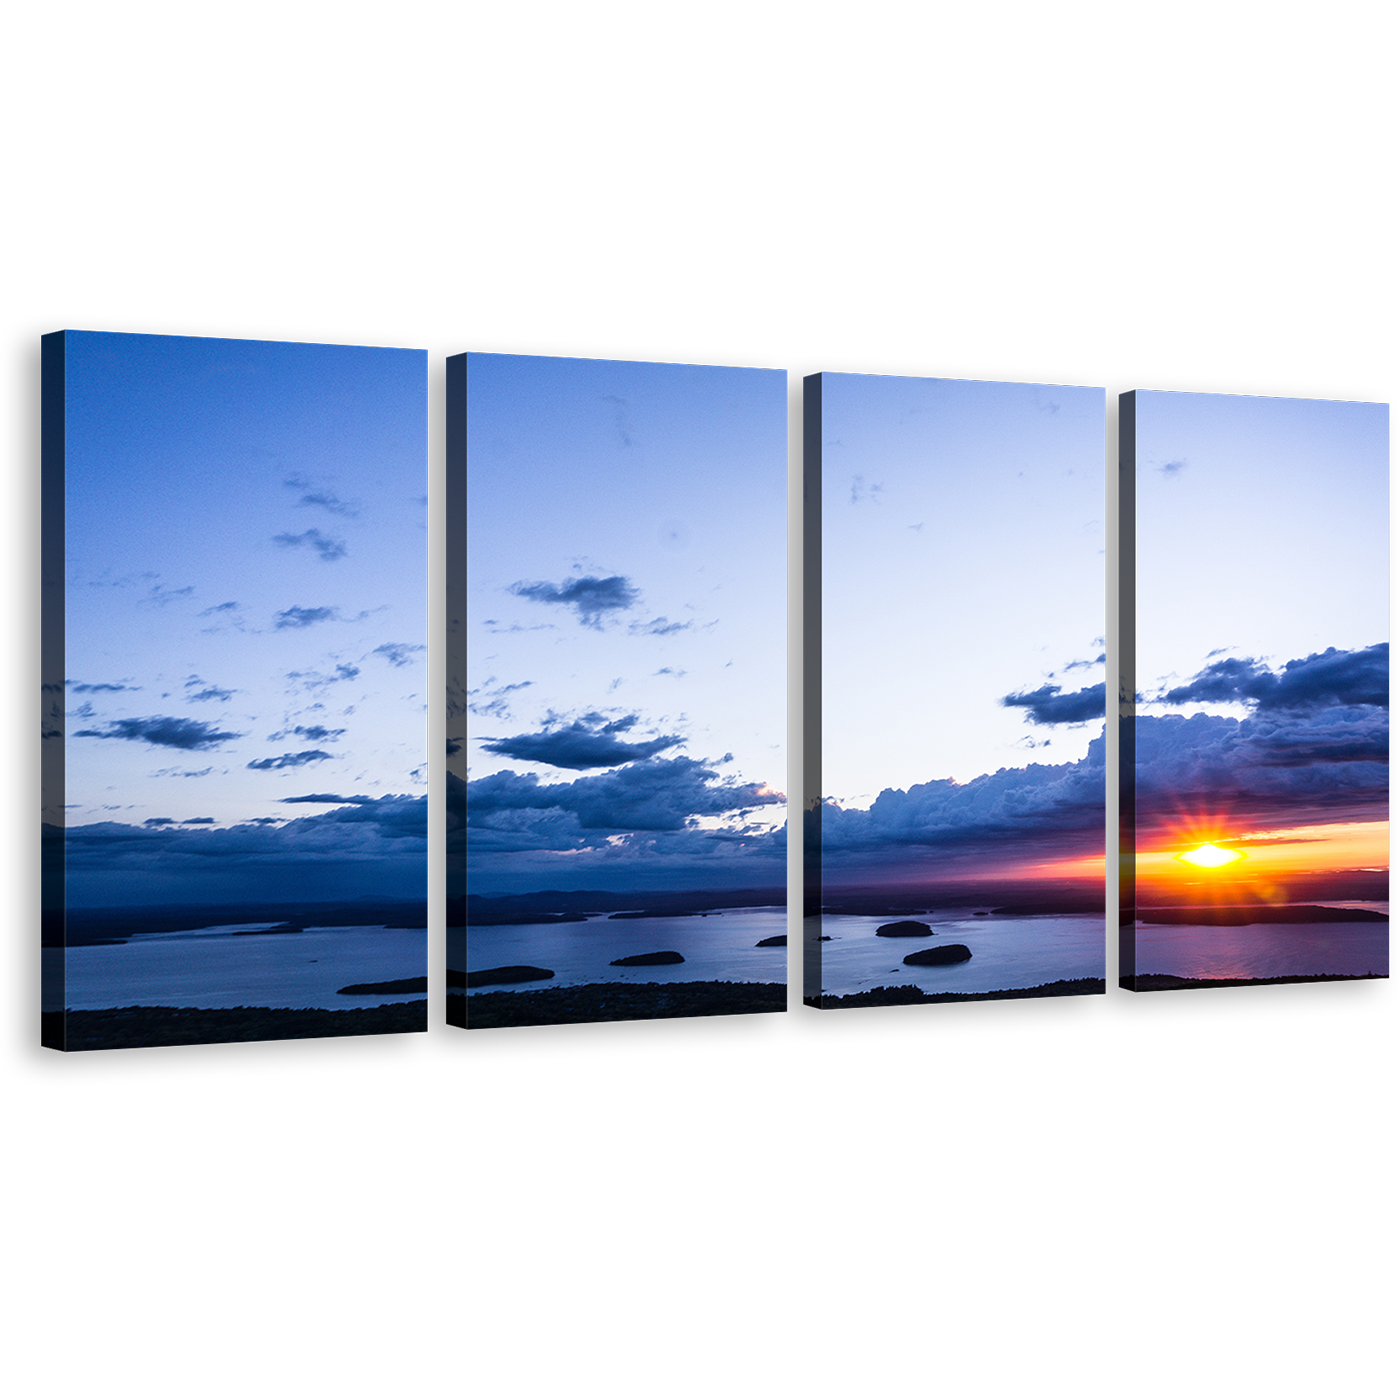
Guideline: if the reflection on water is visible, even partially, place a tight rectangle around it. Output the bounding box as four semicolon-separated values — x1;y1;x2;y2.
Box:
1136;905;1389;980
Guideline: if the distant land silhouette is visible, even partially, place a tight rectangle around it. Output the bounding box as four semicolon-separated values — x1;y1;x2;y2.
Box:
453;888;785;927
49;898;429;947
1138;904;1387;926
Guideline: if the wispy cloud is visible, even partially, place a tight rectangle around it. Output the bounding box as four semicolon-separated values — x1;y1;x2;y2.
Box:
268;724;346;743
373;642;425;668
629;617;692;637
850;475;883;505
274;528;347;562
601;394;636;447
246;749;334;770
275;606;338;629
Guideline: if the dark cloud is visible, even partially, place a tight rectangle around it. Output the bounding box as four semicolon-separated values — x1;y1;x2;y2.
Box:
373;642;425;668
73;716;242;751
1159;644;1388;713
286;663;361;690
274;529;347;562
246;750;334;770
480;714;684;770
510;575;640;628
1133;707;1388;833
821;735;1106;860
60;795;428;901
1158;460;1185;476
275;606;338;629
143;817;176;826
182;817;215;824
68;681;139;694
1002;682;1105;725
465;755;782;845
199;601;241;616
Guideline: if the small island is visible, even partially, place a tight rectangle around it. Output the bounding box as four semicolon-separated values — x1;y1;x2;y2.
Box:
467;965;556;986
876;921;934;937
903;943;973;966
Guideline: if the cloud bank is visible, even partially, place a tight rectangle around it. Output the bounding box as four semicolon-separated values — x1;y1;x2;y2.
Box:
57;795;428;904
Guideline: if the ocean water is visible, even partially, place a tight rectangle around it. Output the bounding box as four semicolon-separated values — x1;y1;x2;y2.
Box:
63;924;427;1011
1134;903;1389;980
463;907;788;992
816;910;1105;998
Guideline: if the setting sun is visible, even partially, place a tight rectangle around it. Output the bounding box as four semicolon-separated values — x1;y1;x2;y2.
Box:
1176;843;1245;870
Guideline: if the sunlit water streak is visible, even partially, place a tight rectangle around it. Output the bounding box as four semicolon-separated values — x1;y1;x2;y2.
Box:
1134;903;1389;980
63;925;427;1011
462;908;788;992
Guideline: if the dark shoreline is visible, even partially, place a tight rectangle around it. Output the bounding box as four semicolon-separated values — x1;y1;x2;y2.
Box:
43;1001;427;1051
38;974;1383;1052
823;974;1383;1008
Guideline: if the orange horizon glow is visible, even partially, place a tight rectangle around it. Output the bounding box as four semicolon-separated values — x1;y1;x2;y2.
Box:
1137;820;1389;884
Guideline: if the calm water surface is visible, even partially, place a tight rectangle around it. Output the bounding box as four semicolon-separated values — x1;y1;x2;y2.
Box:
1134;903;1389;980
816;909;1105;998
64;924;427;1011
463;908;788;992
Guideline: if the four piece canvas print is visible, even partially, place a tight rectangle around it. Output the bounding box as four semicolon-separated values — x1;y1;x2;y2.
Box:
40;332;1389;1049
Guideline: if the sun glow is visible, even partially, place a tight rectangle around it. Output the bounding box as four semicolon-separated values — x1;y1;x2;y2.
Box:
1177;843;1245;870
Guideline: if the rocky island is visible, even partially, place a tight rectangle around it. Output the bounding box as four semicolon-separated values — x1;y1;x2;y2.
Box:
901;946;968;968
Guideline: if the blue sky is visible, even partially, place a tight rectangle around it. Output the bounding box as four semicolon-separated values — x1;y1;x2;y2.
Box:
1132;390;1388;846
56;332;427;906
817;374;1107;885
460;353;786;896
